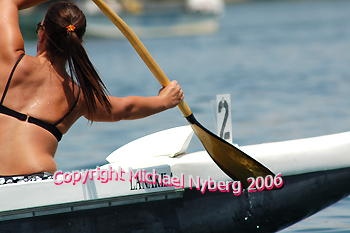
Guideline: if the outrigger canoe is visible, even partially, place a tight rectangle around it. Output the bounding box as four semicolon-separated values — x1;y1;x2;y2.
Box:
1;125;350;232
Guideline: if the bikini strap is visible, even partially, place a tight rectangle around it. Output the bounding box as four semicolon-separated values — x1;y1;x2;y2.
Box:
54;87;81;126
1;54;25;105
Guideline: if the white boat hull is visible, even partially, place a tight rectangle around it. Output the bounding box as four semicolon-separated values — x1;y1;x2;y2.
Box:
1;126;350;232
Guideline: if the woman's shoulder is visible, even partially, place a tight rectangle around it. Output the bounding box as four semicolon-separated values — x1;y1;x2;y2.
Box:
9;54;42;78
0;52;25;83
1;53;37;70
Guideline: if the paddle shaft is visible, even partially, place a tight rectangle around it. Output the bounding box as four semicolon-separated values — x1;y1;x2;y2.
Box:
92;0;192;117
92;0;276;187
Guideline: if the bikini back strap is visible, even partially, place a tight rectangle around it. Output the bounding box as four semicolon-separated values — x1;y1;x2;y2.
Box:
54;88;81;126
1;54;25;105
28;116;63;142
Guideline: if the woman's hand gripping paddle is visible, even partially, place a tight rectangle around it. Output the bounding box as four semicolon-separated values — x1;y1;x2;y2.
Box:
92;0;275;188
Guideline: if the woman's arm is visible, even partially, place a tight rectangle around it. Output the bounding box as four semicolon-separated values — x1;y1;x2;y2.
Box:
86;80;184;122
13;0;49;10
0;0;49;63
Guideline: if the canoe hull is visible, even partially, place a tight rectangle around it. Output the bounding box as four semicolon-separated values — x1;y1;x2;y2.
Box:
1;167;349;233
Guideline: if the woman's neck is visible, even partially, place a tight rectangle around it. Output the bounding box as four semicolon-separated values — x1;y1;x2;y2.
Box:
36;51;68;79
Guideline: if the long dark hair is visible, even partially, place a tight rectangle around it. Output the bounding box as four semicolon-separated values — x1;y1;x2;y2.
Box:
43;2;111;121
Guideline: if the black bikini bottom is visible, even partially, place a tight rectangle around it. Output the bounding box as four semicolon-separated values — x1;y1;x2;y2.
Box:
0;172;53;185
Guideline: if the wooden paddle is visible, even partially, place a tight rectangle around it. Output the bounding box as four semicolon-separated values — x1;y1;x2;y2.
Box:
92;0;275;188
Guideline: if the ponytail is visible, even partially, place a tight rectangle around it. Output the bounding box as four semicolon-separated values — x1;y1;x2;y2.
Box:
44;2;112;121
67;32;112;121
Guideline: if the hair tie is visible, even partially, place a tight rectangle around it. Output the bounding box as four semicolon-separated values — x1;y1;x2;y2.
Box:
66;25;76;32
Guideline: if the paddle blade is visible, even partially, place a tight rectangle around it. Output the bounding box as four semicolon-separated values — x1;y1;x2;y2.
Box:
186;114;274;188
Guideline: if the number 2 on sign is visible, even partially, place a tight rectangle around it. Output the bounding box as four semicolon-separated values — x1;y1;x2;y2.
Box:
247;173;283;192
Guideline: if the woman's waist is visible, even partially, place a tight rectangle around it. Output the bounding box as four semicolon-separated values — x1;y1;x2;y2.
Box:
0;146;58;176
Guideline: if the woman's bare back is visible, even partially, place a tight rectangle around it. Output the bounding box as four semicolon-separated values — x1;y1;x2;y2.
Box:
0;54;82;175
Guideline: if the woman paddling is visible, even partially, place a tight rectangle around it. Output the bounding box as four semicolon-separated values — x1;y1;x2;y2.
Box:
0;0;184;184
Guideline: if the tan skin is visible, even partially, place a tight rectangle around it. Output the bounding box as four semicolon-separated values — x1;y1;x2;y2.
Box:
0;0;184;175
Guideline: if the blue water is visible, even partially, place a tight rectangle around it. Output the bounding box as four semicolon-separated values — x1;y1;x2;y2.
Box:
23;0;350;231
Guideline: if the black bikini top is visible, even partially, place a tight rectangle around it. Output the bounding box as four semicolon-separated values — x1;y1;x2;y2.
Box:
0;54;80;142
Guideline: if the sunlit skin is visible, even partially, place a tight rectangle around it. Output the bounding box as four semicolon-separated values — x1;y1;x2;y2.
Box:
0;0;184;175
